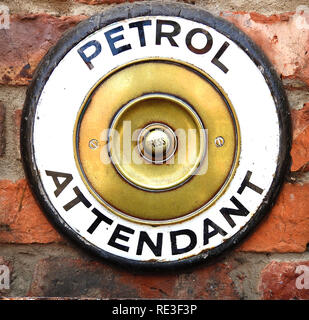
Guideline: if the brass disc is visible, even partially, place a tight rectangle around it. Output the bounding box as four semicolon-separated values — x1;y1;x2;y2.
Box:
75;59;240;224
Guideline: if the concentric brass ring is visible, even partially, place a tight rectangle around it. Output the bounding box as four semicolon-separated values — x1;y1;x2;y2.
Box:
108;93;206;191
74;59;240;224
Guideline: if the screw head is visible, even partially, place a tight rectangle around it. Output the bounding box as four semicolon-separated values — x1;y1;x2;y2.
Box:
89;139;99;150
215;136;225;147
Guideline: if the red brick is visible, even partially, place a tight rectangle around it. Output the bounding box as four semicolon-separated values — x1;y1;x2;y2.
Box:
260;261;309;300
173;263;239;299
28;257;239;299
239;182;309;252
0;102;5;156
291;103;309;140
0;14;87;86
291;103;309;172
0;179;63;243
222;11;309;87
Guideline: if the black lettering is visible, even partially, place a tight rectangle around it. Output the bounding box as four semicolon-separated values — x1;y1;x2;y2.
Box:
87;208;113;234
238;170;264;195
104;26;131;56
170;229;197;255
108;224;135;252
136;231;163;256
77;40;102;70
63;186;91;211
203;218;227;245
156;20;180;47
185;28;213;54
220;196;249;228
45;170;73;197
211;41;230;73
129;20;152;47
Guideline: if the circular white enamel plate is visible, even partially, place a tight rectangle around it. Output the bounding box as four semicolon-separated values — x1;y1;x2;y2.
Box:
21;3;291;269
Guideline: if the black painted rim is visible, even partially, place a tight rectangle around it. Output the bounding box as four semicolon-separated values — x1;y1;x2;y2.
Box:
21;1;291;270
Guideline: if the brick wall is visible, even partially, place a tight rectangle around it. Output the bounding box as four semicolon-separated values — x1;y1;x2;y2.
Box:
0;0;308;300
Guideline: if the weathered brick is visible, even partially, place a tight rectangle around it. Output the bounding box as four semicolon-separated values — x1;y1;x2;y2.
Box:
259;261;309;300
223;11;309;87
291;103;309;139
0;14;87;86
239;182;309;252
0;102;5;156
173;263;239;299
28;257;239;299
0;179;63;243
291;103;309;172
